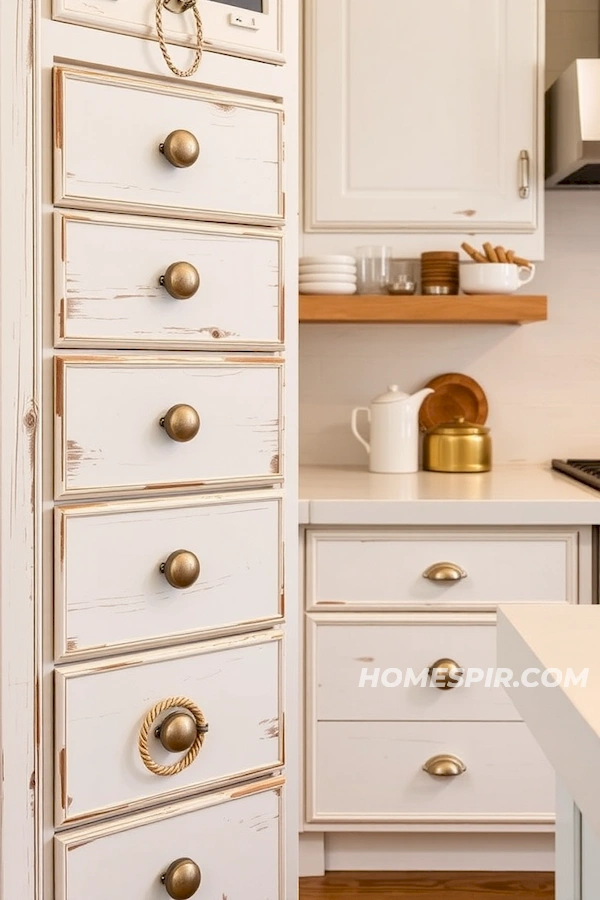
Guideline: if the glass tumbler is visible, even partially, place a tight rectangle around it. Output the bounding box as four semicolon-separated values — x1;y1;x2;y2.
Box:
355;246;392;294
386;259;420;294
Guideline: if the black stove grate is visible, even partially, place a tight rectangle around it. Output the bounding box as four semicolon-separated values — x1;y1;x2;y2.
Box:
552;459;600;491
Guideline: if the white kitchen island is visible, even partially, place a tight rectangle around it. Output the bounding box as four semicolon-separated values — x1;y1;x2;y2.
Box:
498;605;600;899
299;464;600;875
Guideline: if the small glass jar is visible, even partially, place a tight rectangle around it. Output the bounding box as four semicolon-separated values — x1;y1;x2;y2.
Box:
385;259;420;295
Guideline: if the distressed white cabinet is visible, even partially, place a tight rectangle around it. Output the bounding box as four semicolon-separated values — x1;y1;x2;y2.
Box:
0;0;298;896
304;0;544;257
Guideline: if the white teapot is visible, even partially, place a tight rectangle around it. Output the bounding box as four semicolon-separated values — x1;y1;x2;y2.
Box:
351;385;434;473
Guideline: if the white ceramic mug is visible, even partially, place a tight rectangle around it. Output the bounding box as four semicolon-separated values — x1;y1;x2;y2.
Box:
460;262;536;295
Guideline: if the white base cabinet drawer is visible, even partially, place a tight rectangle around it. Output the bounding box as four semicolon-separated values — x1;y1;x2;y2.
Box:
55;632;283;825
54;356;282;498
307;528;577;609
54;67;283;224
56;212;283;350
309;614;519;722
55;778;284;900
56;491;283;659
309;721;554;825
53;0;283;64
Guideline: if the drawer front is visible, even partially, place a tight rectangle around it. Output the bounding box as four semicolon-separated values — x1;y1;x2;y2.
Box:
56;212;283;350
55;632;283;825
54;67;283;224
309;614;519;722
308;528;576;609
53;0;283;64
309;721;554;824
56;779;284;900
56;491;283;660
54;356;282;498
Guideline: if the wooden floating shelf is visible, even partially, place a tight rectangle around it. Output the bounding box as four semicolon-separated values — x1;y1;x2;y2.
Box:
299;294;548;325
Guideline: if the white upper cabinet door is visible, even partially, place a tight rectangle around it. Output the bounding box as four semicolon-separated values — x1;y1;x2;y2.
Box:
54;67;284;225
305;0;542;234
53;0;283;64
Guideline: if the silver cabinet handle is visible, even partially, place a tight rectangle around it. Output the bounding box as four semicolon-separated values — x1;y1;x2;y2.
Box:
519;150;530;199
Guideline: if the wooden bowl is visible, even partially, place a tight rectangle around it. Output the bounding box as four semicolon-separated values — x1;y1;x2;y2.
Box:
419;373;489;431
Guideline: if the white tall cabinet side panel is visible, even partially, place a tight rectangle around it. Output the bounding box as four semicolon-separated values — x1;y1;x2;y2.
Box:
0;3;37;900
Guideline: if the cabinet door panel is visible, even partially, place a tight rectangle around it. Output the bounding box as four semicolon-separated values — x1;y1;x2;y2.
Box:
306;0;540;232
309;721;554;824
310;615;520;722
55;632;283;824
55;780;284;900
54;356;283;498
53;0;283;64
54;67;283;225
56;212;283;350
56;491;283;659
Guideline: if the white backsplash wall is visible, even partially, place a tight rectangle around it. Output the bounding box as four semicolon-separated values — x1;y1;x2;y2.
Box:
300;192;600;466
546;0;599;88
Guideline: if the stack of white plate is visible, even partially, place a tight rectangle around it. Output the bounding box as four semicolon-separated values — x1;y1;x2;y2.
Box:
299;255;357;294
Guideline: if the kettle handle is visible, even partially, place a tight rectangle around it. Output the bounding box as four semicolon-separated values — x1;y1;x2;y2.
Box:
351;407;371;453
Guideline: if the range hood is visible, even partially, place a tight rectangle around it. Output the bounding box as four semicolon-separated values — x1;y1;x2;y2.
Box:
546;59;600;187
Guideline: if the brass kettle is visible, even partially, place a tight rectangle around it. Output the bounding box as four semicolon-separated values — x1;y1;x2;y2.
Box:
423;416;491;473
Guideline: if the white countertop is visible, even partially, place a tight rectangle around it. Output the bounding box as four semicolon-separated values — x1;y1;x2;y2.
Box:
298;464;600;526
497;605;600;840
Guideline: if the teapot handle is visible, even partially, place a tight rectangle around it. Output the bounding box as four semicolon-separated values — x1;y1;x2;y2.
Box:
351;407;371;453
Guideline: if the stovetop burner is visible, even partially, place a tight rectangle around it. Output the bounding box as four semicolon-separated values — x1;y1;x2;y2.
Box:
552;459;600;491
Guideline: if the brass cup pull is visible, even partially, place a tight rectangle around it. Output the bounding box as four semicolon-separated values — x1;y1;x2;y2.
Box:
160;129;200;168
423;754;466;777
162;857;202;899
161;550;200;589
156;711;201;753
160;262;200;300
428;658;463;690
423;562;467;583
160;404;200;442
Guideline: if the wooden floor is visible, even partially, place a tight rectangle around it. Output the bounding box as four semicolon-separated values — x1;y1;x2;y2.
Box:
299;872;554;899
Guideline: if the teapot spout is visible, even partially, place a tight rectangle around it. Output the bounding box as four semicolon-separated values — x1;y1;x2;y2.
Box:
407;387;435;412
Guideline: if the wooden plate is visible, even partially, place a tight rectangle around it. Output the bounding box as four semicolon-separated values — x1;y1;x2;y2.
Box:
419;373;488;431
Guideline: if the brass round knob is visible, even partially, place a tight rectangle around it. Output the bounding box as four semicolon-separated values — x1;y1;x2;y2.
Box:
160;262;200;300
423;562;467;583
160;550;200;589
161;857;202;899
156;711;199;754
423;754;466;777
160;404;200;442
428;658;463;691
159;130;200;168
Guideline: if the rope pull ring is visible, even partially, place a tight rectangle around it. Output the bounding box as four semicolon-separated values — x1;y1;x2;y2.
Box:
155;0;204;78
139;696;208;777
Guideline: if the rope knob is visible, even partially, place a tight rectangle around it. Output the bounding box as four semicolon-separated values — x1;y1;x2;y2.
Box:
155;0;203;78
139;696;208;776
